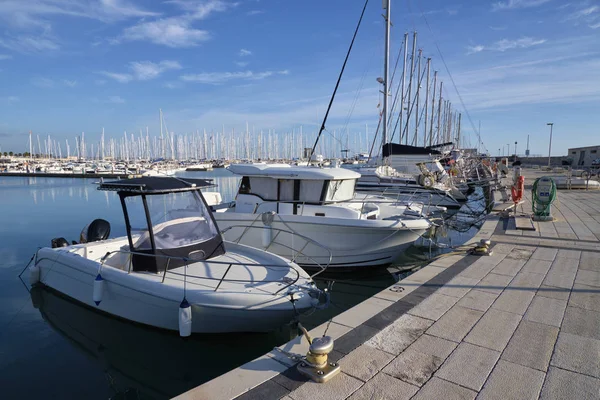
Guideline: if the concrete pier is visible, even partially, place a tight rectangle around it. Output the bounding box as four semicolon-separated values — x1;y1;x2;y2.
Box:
177;170;600;400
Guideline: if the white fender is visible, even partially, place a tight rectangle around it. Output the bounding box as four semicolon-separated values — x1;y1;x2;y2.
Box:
93;274;104;306
179;299;192;337
262;226;273;248
29;264;40;285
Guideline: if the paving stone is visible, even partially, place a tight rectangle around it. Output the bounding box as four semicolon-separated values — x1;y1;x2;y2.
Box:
569;283;600;312
551;332;600;378
334;324;379;355
557;249;581;260
550;256;580;273
288;372;362;400
509;271;546;289
235;379;289;400
478;360;545;400
408;334;458;360
502;320;559;371
456;289;499;312
476;273;513;294
575;269;600;288
271;367;309;392
346;372;418;400
579;252;600;272
491;243;515;254
464;308;521;351
338;344;394;382
435;342;500;391
536;285;571;301
505;247;535;259
426;306;483;342
531;247;558;261
435;276;480;298
407;293;459;321
491;289;536;315
361;300;414;330
540;366;600;400
524;296;568;327
542;270;576;289
458;263;497;280
521;258;553;274
427;255;465;268
491;258;527;276
402;266;447;283
562;306;600;340
365;314;433;355
179;355;289;400
332;296;394;328
411;377;476;400
382;335;456;387
382;346;444;387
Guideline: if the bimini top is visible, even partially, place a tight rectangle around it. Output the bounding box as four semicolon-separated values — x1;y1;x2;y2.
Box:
228;163;360;180
97;177;214;194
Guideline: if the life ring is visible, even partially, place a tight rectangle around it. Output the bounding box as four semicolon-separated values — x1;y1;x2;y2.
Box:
511;176;525;203
418;174;435;188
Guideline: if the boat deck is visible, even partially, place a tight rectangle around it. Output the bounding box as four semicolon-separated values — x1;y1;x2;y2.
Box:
175;170;600;400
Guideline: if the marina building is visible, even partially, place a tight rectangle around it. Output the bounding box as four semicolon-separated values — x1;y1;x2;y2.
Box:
568;145;600;166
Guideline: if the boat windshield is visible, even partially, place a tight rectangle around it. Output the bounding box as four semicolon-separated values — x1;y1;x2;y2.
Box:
324;179;355;202
125;191;219;250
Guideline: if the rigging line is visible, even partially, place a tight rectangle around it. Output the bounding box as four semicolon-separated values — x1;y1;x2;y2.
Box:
386;36;409;134
308;0;370;161
411;0;488;153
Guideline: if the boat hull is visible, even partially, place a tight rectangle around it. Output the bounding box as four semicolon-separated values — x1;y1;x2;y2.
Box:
33;246;314;333
214;213;429;269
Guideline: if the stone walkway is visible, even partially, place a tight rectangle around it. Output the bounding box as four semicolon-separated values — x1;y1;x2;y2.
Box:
178;176;600;400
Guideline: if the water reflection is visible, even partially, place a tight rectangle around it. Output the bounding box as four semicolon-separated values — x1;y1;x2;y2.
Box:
30;286;294;400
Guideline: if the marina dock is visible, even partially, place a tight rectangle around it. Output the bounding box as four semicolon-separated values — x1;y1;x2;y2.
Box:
177;169;600;400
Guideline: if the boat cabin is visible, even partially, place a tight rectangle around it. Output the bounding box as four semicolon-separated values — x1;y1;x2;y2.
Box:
98;177;225;273
227;164;362;215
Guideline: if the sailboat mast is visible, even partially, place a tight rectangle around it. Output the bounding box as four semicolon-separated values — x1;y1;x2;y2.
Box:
382;0;391;145
413;48;422;145
398;32;408;144
423;58;431;147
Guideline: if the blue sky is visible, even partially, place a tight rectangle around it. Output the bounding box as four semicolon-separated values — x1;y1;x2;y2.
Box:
0;0;599;156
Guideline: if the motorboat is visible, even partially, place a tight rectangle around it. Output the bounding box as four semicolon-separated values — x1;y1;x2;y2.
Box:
27;177;324;335
210;164;432;269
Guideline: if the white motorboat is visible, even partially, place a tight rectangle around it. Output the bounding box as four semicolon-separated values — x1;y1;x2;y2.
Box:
27;177;324;335
210;164;432;269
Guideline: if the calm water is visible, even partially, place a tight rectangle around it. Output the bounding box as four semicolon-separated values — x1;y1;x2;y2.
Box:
0;171;488;399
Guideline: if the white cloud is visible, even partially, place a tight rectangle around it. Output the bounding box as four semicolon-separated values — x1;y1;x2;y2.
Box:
467;37;546;54
167;0;232;19
118;17;211;47
239;49;252;57
129;60;182;80
99;60;182;83
115;0;234;47
0;54;12;60
181;70;289;84
63;79;77;87
108;96;125;104
0;35;60;53
247;10;264;16
565;5;600;29
31;77;54;88
235;61;249;67
98;71;133;83
0;0;158;29
1;96;19;104
492;0;551;11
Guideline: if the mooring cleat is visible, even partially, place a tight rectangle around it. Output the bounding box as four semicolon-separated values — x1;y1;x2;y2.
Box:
296;325;341;383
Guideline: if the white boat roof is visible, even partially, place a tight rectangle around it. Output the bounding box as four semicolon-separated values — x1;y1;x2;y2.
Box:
228;163;360;180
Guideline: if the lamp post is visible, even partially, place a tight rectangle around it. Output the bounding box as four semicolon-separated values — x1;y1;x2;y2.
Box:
547;123;554;167
498;148;501;157
515;141;518;160
507;144;510;158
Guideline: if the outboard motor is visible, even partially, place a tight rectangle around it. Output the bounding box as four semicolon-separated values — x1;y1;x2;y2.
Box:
80;219;111;243
51;237;70;248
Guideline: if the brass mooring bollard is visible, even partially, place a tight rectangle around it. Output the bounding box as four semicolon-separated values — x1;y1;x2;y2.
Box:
297;324;341;383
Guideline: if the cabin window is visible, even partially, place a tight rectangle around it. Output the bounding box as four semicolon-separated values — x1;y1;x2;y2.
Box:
239;176;251;194
248;177;278;200
592;150;597;154
325;179;356;202
279;179;295;201
299;180;326;203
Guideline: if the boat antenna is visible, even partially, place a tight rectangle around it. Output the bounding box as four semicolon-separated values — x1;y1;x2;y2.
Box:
308;0;370;162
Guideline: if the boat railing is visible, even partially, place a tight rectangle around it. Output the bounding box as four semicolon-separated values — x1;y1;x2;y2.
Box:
219;212;333;279
99;248;306;294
